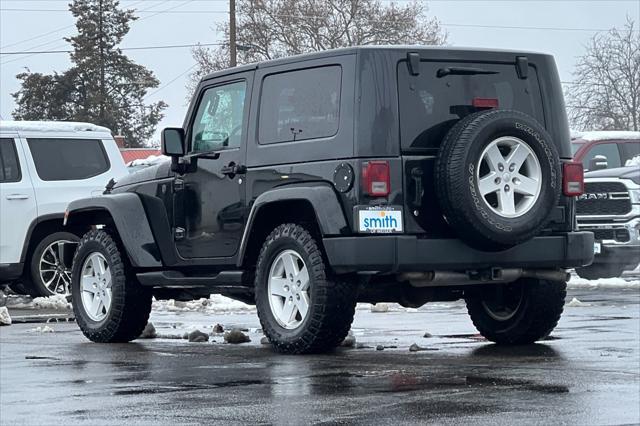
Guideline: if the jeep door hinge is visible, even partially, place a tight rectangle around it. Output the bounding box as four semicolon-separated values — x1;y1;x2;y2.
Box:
174;178;184;191
174;227;185;241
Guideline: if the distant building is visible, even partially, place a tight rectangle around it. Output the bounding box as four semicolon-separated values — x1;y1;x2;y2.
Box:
113;135;161;164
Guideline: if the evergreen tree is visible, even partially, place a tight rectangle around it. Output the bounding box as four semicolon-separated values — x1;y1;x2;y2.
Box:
12;0;166;147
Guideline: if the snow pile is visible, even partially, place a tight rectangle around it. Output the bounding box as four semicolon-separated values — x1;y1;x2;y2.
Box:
128;155;169;167
573;131;640;142
152;294;254;313
30;325;54;333
10;294;71;310
625;155;640;167
568;276;640;289
567;297;590;307
0;307;11;326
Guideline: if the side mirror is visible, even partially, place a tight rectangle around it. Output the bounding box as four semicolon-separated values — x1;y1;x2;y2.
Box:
589;155;608;171
161;128;185;157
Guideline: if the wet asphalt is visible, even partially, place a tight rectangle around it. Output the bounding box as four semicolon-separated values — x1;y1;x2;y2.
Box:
1;288;639;425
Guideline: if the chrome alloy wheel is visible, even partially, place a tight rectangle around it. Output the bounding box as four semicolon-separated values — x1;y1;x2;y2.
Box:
39;240;76;295
267;249;310;330
476;136;542;218
80;253;113;322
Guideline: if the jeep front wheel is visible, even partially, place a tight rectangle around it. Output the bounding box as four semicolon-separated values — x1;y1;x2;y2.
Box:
255;223;357;354
71;230;152;343
465;278;566;345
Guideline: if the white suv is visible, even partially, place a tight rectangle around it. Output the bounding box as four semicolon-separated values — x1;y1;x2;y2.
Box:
0;121;127;296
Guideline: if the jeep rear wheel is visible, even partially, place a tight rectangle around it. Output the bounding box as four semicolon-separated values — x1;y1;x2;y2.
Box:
255;223;357;354
465;278;566;345
436;109;561;250
71;230;152;343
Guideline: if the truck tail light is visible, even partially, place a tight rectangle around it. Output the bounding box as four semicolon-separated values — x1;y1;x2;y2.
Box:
362;161;390;197
472;97;499;109
563;162;584;196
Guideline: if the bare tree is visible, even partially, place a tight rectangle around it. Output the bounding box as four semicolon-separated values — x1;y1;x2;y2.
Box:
566;18;640;131
188;0;447;94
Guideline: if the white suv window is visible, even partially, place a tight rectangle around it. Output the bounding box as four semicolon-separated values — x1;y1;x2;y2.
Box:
27;138;110;181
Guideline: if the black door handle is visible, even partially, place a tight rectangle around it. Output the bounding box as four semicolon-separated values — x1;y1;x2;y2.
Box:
221;162;246;176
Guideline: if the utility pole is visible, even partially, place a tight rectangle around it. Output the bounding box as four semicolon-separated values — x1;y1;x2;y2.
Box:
229;0;237;67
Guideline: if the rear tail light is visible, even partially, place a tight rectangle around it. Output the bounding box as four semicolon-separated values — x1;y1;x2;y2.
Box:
362;161;390;197
563;162;584;196
472;97;499;109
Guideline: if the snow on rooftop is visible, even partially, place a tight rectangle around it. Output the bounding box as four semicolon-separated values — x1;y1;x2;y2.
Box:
572;130;640;142
0;120;111;133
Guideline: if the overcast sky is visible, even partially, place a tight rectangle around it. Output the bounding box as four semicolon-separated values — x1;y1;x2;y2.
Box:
1;0;638;144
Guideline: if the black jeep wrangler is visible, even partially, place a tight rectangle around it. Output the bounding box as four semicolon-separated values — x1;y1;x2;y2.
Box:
65;47;593;354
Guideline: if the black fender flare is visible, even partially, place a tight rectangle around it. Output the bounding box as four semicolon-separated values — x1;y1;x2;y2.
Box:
237;184;349;267
64;193;162;267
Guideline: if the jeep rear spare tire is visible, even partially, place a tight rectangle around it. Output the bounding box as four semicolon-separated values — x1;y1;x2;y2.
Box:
436;109;561;250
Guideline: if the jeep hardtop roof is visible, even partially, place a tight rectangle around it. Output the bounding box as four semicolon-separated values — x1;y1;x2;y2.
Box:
0;120;111;135
200;45;551;83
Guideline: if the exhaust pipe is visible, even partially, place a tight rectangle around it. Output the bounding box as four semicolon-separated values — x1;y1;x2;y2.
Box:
401;269;569;288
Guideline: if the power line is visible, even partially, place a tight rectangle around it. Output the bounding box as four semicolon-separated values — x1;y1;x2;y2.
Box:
1;42;223;55
0;0;188;64
0;8;225;12
0;0;149;50
145;63;197;100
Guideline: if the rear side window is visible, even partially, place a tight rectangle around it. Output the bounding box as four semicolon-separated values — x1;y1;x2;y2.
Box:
398;61;544;151
27;138;109;181
621;141;640;165
0;138;22;182
259;66;341;144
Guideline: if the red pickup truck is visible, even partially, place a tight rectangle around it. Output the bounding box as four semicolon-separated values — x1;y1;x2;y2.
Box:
572;131;640;171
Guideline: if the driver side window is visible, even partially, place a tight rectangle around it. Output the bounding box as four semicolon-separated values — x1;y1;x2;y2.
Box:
190;80;246;153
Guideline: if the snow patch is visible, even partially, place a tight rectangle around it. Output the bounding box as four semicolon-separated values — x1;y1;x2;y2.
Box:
30;325;54;333
152;295;254;313
568;276;640;289
0;307;11;326
10;295;71;310
567;297;590;307
127;155;170;167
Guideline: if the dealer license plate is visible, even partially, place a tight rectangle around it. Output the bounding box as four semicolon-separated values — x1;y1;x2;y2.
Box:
357;206;403;233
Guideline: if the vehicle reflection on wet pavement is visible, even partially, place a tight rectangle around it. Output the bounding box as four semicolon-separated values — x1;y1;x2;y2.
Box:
1;288;638;425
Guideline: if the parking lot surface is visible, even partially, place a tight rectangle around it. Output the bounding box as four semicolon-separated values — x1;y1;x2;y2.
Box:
1;288;639;425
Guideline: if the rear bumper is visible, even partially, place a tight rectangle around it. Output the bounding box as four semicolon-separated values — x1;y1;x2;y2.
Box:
323;232;594;273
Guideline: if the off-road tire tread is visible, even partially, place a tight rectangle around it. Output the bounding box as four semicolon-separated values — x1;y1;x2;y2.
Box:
71;230;151;343
436;109;561;250
466;278;566;345
255;223;357;354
